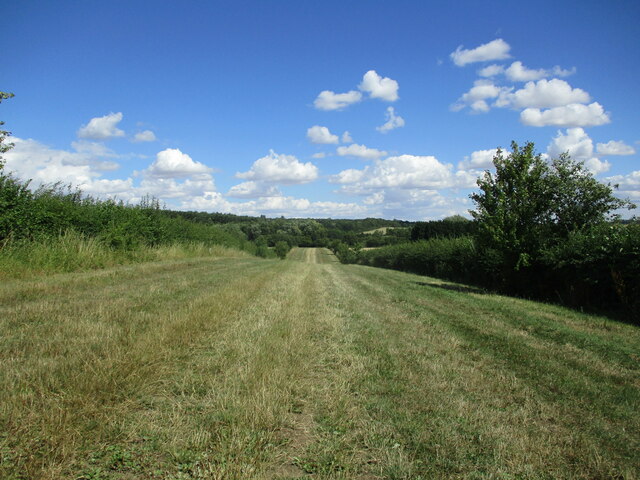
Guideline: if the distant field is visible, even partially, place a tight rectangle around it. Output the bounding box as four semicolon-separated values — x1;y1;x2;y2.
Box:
361;227;404;234
1;248;638;479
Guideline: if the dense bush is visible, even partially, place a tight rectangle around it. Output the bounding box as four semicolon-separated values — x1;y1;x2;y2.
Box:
355;236;480;284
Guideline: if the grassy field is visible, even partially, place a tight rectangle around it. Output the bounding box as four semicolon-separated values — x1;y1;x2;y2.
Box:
1;248;638;479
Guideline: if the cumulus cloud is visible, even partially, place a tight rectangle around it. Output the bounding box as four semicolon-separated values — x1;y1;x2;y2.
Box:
334;155;456;190
547;128;610;174
479;61;576;81
596;140;636;156
376;106;405;133
478;64;505;77
547;128;594;159
605;171;640;202
145;148;212;178
227;181;281;198
341;131;353;143
583;157;612;175
458;148;498;170
236;150;319;184
359;70;399;102
329;168;366;184
182;193;367;218
314;90;362;110
312;152;327;159
336;143;388;160
77;112;126;140
504;61;548;82
521;102;610;127
451;80;505;112
3;137;118;187
133;130;156;142
307;125;339;144
450;38;511;67
496;79;591;109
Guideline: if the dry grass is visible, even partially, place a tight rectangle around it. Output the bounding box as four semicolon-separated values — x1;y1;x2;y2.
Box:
1;249;638;479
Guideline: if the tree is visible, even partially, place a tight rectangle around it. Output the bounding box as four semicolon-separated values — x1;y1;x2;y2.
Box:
274;241;290;259
470;141;633;278
0;92;15;164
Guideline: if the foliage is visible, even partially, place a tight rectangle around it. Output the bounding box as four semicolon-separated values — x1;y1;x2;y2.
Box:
471;142;633;270
411;217;476;241
355;236;479;284
274;240;290;259
0;91;14;161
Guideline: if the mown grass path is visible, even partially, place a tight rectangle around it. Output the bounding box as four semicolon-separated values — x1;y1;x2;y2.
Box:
1;249;638;479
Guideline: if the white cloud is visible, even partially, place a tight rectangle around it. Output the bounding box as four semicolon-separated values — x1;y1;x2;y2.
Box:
227;181;281;198
359;70;399;102
341;131;353;143
552;65;577;77
450;38;511;67
547;128;610;174
363;191;385;205
496;79;590;109
133;130;156;142
313;90;362;110
335;155;456;191
145;148;212;178
307;125;339;144
329;168;366;184
236;150;319;184
478;64;505;77
3;137;116;187
478;62;575;81
336;143;388;160
504;61;548;82
452;80;505;112
605;170;640;197
376;106;405;133
547;127;594;160
77;112;126;140
311;152;327;159
583;157;611;175
458;148;498;170
521;102;610;127
182;194;367;218
596;140;636;156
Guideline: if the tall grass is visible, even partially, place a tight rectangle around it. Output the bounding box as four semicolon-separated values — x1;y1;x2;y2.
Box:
0;230;249;279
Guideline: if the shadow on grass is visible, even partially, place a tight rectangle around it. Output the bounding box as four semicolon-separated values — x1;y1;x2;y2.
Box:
414;281;487;295
414;280;637;325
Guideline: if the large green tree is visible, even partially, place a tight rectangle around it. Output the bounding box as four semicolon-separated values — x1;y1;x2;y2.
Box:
470;141;633;273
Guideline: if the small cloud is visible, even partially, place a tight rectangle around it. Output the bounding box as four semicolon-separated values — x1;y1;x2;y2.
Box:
132;130;157;142
337;143;388;160
359;70;399;102
307;125;339;144
236;150;319;184
458;148;498;170
341;131;353;143
596;140;636;156
376;106;405;133
521;102;610;127
77;112;126;140
145;148;212;178
477;64;505;77
314;90;362;111
227;181;281;198
312;152;327;159
450;38;511;67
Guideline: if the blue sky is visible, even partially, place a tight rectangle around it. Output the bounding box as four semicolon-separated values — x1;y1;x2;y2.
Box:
3;0;639;220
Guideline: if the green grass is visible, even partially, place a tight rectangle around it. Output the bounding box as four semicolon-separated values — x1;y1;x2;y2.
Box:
0;230;248;279
1;248;638;479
